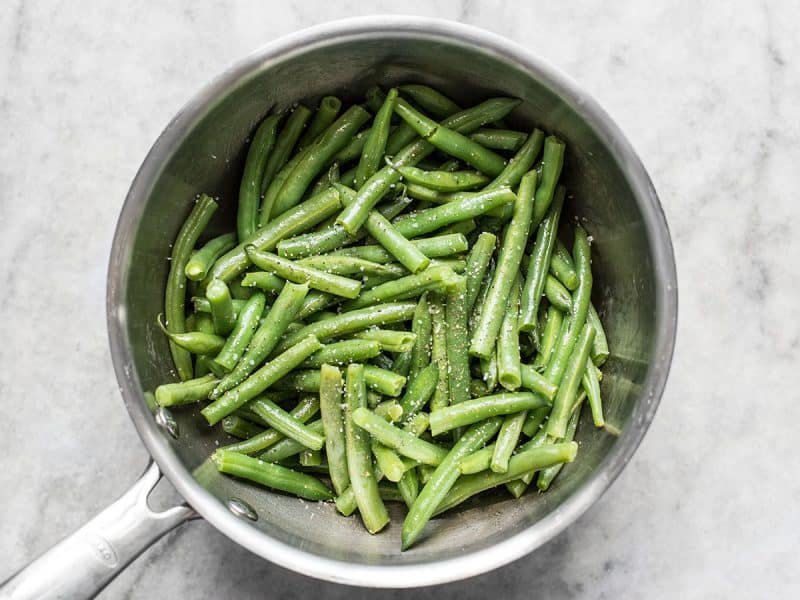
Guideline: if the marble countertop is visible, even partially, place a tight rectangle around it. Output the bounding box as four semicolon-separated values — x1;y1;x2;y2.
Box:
2;1;798;598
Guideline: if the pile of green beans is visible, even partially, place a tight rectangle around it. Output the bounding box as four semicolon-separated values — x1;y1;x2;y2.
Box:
154;86;611;550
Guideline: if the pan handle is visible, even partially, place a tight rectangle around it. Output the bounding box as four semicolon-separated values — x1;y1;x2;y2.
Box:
0;461;196;600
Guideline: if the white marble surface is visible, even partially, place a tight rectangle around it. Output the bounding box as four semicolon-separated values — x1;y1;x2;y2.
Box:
1;1;799;598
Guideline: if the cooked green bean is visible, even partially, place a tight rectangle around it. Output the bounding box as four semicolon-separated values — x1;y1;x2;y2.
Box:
393;162;490;192
206;279;236;335
520;405;551;438
274;365;406;397
545;274;573;313
155;374;218;407
393;99;507;176
317;365;349;495
296;255;392;277
491;411;527;473
408;294;432;379
469;128;528;151
532;136;566;227
345;265;460;310
221;415;264;440
258;419;325;462
391;351;412;378
429;392;548;436
497;276;522;391
538;403;583;491
435;442;578;514
550;239;579;291
214;449;332;501
519;186;565;334
211;282;309;398
344;364;390;533
245;246;362;298
156;314;226;355
399;363;438;420
238;272;284;294
546;323;595;438
462;232;496;317
201;335;321;425
402;417;502;549
214;292;266;370
437;218;476;236
519;363;558;401
399;84;461;118
238;114;281;240
544;226;593;386
583;357;605;427
166;194;218;380
336;97;520;234
210;186;342;283
192;296;248;316
445;276;471;406
185;233;237;282
587;303;610;366
300;339;382;368
297;96;342;152
328;233;468;263
353;329;416;353
334;127;373;163
352;407;449;466
398;467;419;508
250;397;326;451
428;297;450;410
487;129;545;192
374;399;404;422
480;351;499;392
261;105;312;196
469;172;535;358
532;306;564;370
457;443;495;475
222;395;319;455
372;441;407;482
355;88;397;188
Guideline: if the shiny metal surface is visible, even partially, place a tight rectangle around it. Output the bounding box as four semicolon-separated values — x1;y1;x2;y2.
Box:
66;16;671;589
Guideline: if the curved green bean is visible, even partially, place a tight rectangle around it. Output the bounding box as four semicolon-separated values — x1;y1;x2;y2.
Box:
185;233;237;282
156;314;225;355
545;274;573;313
550;239;579;291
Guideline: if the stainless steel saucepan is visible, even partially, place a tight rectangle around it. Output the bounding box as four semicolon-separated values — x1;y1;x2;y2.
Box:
1;16;677;598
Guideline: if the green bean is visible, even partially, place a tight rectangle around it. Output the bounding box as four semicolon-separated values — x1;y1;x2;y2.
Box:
245;246;362;298
351;407;449;466
156;314;225;355
210;187;342;283
297;449;321;467
394;187;516;239
490;411;528;473
274;365;406;397
328;233;468;263
435;442;578;514
195;355;227;378
374;399;404;422
532;136;566;227
398;467;419;508
497;276;522;391
391;351;413;378
519;363;558;401
270;105;370;219
469;128;529;151
445;276;471;405
309;161;341;197
403;412;430;438
192;297;248;317
480;351;499;392
165;194;218;379
583;357;605;427
544;226;593;386
334;127;372;163
343;364;389;533
355;88;397;188
418;464;435;485
488;129;545;190
250;397;325;451
399;363;438;420
345;265;459;310
222;395;319;455
364;85;387;113
437;218;476;237
587;303;609;366
296;255;393;277
211;282;309;398
545;274;573;313
299;339;382;368
238;272;284;294
221;415;264;440
238;114;281;240
261;105;312;196
276;302;416;353
393;99;507;176
428;297;450;410
532;306;564;370
353;329;416;353
402;417;502;549
398;84;461;118
458;443;495;475
538;403;583;491
520;405;551;438
154;374;218;407
463;232;496;316
233;393;297;427
393;163;490;192
469;171;535;358
519;186;565;334
202;335;321;425
317;365;349;495
297;96;342;152
213;449;332;501
408;294;432;379
336;97;520;234
206;279;236;335
429;392;548;436
372;441;406;482
214;292;266;370
275;191;411;259
546;323;595;438
185;233;237;282
259;419;325;462
550;239;579;291
469;378;490;398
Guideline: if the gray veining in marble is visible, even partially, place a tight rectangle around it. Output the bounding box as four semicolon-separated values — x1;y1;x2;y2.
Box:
1;1;799;598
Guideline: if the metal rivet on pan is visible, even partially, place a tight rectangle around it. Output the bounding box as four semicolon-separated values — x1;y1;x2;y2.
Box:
227;498;258;521
155;406;179;439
